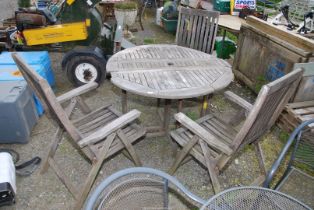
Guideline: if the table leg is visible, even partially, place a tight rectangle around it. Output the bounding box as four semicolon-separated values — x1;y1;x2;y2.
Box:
122;90;127;114
221;29;227;58
176;99;183;128
157;98;161;108
200;94;212;117
163;99;177;153
177;99;183;113
163;99;171;132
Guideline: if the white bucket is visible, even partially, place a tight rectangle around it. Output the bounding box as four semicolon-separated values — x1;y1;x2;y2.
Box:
156;7;164;26
0;152;16;193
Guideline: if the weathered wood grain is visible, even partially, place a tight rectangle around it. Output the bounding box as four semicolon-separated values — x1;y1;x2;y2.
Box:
174;112;233;155
170;69;304;194
107;44;233;99
12;54;146;210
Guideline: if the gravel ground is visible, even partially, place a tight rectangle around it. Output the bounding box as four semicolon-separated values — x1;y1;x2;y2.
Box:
0;0;17;25
0;4;312;210
1;51;285;210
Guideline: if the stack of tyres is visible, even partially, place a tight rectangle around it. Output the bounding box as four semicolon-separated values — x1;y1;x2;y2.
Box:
0;81;38;143
0;51;55;115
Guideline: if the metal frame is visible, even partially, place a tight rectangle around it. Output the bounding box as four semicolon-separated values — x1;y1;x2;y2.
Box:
84;167;207;210
263;119;314;189
200;186;312;210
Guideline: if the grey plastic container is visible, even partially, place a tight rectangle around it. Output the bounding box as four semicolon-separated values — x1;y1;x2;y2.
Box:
0;81;38;143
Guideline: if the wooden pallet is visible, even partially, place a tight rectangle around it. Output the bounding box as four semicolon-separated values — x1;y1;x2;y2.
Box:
277;100;314;133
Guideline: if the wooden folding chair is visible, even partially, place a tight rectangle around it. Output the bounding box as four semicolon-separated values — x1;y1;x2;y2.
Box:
12;53;146;209
168;69;304;194
176;7;220;54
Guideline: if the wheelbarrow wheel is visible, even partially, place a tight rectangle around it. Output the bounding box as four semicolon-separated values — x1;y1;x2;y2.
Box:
66;55;106;86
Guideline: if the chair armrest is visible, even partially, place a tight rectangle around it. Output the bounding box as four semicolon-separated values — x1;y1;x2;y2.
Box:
263;119;314;189
57;82;98;104
174;113;233;155
78;109;141;147
224;91;253;113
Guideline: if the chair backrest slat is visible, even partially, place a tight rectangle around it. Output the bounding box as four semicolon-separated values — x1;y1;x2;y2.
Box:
12;53;82;142
176;8;219;54
232;69;304;150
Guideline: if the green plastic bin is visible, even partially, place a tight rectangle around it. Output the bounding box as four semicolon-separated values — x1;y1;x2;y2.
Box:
161;17;178;34
214;0;230;13
215;36;236;59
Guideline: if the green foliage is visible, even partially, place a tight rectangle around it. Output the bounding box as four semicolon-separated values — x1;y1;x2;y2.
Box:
143;38;156;44
217;30;238;43
162;1;179;20
185;111;199;121
114;2;137;10
254;75;267;93
18;0;31;7
279;130;289;143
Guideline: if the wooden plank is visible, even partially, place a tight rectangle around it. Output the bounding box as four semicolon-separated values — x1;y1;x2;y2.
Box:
287;100;314;109
168;135;199;175
74;133;116;210
174;113;233;155
75;96;91;114
294;107;314;115
41;99;77;173
79;115;117;135
199;139;221;194
57;82;98;103
48;158;79;199
218;15;244;33
117;129;142;166
189;14;198;49
78;109;141;147
78;111;113;130
90;126;146;160
246;16;314;52
194;15;203;50
13;53;83;143
202;121;232;143
224;91;253;112
72;105;112;126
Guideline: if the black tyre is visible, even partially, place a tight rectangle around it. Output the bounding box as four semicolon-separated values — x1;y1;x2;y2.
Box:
66;55;106;86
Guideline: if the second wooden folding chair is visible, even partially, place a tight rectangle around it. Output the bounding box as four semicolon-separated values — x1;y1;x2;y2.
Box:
168;69;304;194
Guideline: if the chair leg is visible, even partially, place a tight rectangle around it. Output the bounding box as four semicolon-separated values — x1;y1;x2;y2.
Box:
199;139;221;194
48;157;79;198
168;136;199;175
122;90;128;114
251;142;267;186
254;142;267;175
76;96;92;114
117;129;142;166
41;100;77;174
41;127;64;174
74;133;116;210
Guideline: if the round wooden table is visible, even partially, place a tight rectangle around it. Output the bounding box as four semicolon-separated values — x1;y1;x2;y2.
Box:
107;44;233;137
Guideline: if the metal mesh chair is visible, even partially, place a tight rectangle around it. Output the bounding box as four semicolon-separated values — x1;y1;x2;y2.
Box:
200;186;311;210
263;119;314;208
84;167;207;210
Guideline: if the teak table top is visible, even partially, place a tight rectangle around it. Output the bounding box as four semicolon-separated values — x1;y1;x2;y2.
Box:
107;44;234;99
